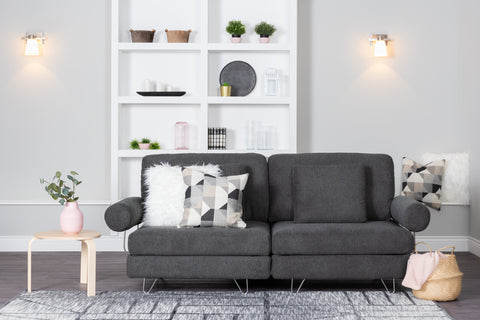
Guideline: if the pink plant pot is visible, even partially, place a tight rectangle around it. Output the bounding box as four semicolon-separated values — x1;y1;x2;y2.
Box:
230;36;242;43
139;143;150;150
259;37;270;43
60;201;83;234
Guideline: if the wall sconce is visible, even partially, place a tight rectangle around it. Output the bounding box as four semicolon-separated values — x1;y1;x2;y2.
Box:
22;33;46;56
369;34;390;57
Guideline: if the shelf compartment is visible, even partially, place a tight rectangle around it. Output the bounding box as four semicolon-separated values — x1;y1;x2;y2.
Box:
118;96;201;105
208;96;290;105
119;105;201;151
118;0;201;43
118;43;202;52
208;51;290;97
118;51;201;96
208;43;289;52
208;104;290;151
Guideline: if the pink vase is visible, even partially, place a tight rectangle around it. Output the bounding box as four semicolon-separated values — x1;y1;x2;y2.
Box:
259;36;270;43
231;36;242;43
60;201;84;234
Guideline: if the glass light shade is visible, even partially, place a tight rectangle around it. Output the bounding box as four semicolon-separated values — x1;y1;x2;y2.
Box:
374;40;387;57
25;38;40;56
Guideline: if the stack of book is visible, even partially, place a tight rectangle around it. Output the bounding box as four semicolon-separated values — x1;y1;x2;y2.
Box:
208;128;226;150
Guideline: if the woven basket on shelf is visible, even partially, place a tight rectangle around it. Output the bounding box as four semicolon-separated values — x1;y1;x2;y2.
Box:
130;29;155;43
412;244;464;302
165;29;191;43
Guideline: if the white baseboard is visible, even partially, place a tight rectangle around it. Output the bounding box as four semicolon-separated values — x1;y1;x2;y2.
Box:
415;236;470;252
0;235;124;252
469;236;480;257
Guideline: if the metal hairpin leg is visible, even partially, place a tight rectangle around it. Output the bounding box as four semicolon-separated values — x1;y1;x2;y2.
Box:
291;279;306;293
123;231;128;252
233;279;249;294
143;278;159;294
380;278;396;294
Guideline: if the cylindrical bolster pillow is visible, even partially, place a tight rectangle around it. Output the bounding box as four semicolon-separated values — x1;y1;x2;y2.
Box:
390;196;430;232
104;197;144;232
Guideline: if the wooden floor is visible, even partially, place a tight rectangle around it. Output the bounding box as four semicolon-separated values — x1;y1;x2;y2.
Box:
1;252;479;319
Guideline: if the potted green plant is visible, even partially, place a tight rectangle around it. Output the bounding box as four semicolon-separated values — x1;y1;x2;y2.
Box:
220;82;232;97
150;141;161;149
139;138;151;150
130;139;140;149
40;171;83;234
226;20;246;43
254;21;276;43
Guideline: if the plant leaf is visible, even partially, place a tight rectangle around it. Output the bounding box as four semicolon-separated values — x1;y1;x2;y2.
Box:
59;199;65;205
73;197;79;201
67;175;74;181
62;188;69;195
76;181;82;186
55;171;61;178
70;171;78;175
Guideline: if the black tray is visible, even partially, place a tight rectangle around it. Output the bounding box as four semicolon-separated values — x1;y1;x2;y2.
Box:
137;91;186;96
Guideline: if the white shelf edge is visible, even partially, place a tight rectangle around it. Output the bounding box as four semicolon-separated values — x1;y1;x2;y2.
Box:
208;97;290;105
118;43;202;51
118;96;202;105
208;43;290;52
118;149;203;157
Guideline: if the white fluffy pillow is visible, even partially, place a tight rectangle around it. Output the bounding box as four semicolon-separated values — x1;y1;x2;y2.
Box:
421;153;470;204
143;163;222;226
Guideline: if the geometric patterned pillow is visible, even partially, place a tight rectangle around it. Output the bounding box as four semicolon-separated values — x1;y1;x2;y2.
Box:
401;157;446;210
178;168;249;228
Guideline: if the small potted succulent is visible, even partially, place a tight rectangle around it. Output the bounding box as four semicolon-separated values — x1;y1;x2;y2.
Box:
139;138;151;150
226;20;246;43
130;138;160;150
220;82;232;97
254;21;276;43
40;171;83;234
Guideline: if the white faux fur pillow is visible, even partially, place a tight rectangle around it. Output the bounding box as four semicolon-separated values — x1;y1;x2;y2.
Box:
143;163;222;226
421;153;470;204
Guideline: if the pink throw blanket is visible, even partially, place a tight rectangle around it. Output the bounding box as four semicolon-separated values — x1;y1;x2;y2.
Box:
402;251;445;290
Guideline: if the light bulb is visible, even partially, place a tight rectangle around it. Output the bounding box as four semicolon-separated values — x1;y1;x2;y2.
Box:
374;40;387;57
25;38;40;56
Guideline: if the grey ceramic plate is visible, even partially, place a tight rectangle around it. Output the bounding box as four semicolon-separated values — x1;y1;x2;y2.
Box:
219;61;256;96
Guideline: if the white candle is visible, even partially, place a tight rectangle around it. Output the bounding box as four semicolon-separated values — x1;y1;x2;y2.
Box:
155;81;164;91
143;79;155;91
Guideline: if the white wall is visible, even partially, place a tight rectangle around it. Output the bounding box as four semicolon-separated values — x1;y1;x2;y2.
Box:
1;0;479;249
297;0;479;240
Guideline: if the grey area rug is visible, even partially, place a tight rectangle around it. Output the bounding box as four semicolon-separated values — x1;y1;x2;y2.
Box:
0;290;452;320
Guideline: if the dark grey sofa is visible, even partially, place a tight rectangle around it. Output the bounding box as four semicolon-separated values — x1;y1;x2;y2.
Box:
104;153;430;285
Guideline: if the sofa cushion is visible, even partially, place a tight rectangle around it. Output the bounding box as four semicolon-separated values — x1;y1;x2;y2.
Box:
142;153;269;222
179;168;248;228
293;164;367;223
401;157;445;210
128;221;270;256
268;153;394;222
272;221;413;255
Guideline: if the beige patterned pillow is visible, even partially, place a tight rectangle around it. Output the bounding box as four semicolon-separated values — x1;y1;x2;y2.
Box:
401;157;445;210
178;168;248;228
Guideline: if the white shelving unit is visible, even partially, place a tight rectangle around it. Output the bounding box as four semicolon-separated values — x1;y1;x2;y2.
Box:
111;0;297;201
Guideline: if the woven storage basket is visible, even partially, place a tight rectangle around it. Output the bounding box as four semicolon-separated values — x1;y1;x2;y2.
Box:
412;244;464;301
130;29;155;43
165;29;191;43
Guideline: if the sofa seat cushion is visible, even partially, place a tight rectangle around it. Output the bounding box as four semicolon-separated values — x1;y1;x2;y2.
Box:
272;221;413;255
128;221;270;256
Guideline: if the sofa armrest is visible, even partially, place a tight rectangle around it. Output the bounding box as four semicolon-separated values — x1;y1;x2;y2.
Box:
104;197;144;232
390;196;430;232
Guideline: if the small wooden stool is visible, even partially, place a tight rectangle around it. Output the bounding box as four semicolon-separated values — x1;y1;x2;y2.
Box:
27;230;101;297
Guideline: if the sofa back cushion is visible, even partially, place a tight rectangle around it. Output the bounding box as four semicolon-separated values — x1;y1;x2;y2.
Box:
269;153;394;222
142;153;269;222
293;164;367;223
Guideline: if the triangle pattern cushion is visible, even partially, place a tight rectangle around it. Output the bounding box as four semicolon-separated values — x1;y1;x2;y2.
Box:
179;168;249;228
401;157;445;210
